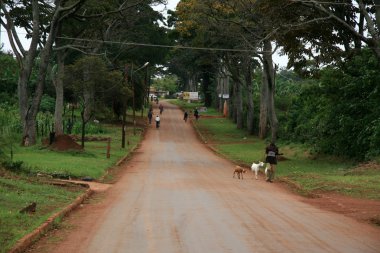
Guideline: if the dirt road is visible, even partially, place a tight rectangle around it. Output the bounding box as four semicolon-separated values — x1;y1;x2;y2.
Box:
29;102;380;253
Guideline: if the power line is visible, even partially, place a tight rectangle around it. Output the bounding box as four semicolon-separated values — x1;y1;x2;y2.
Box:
290;0;380;7
56;36;260;53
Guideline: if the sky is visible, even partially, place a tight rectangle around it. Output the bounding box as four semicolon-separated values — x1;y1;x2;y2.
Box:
0;0;180;52
0;0;287;67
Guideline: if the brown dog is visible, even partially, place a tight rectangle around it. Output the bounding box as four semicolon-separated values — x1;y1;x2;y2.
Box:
233;166;247;179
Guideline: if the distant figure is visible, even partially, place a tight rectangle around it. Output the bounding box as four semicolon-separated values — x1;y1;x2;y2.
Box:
155;115;160;128
148;110;153;124
155;97;159;104
184;111;189;122
151;95;154;102
194;108;199;121
159;104;164;114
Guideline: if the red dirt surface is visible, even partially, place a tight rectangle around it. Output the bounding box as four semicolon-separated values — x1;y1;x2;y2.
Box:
26;102;380;253
302;192;380;226
50;135;83;151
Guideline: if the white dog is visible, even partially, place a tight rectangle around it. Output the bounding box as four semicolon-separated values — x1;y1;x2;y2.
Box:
250;161;266;180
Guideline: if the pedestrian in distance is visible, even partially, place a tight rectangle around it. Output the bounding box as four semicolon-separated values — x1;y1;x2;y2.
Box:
159;104;164;115
155;115;160;129
194;108;199;121
148;110;153;124
265;142;282;183
184;111;188;122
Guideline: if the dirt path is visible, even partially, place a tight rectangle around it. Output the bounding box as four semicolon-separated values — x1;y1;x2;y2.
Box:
28;102;380;253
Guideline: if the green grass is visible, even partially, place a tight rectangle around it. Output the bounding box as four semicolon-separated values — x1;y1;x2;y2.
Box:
0;173;85;253
168;99;220;116
183;102;380;200
10;124;143;179
0;122;145;251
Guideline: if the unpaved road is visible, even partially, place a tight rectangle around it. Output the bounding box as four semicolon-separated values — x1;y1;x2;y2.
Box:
29;102;380;253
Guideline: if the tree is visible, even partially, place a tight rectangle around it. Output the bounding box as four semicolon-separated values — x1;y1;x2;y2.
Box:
0;51;18;103
174;0;277;137
65;56;123;147
52;0;167;135
152;75;179;95
0;0;85;145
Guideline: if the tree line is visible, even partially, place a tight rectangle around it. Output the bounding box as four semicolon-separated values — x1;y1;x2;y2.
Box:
1;0;170;147
165;0;380;160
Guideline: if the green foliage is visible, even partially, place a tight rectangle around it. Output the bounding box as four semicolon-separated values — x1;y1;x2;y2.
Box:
283;49;380;160
0;175;84;253
39;94;55;113
71;122;106;135
152;75;179;94
1;161;31;174
65;56;125;118
36;111;54;137
0;105;22;158
0;52;18;102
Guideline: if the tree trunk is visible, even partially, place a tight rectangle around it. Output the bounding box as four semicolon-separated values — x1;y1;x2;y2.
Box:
217;76;223;113
53;51;65;135
259;65;268;139
17;1;61;145
225;57;243;128
83;67;94;123
202;71;212;107
245;59;254;135
19;62;34;145
81;109;86;148
236;79;243;129
263;40;278;142
232;81;238;123
121;109;126;148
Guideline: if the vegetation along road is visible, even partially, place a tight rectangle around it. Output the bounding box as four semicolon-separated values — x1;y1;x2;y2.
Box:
28;102;380;253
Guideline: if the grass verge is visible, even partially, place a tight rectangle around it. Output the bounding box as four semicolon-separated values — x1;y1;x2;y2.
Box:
0;170;86;253
9;124;143;179
0;122;145;252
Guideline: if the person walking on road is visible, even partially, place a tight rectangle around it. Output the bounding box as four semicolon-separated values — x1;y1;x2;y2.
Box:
148;110;153;124
194;108;199;121
265;142;282;183
159;104;164;115
155;115;160;129
184;111;189;122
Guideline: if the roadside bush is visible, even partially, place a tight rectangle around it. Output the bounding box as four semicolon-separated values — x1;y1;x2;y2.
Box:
0;105;22;161
40;94;55;113
36;112;54;137
71;121;106;135
1;160;31;174
283;49;380;160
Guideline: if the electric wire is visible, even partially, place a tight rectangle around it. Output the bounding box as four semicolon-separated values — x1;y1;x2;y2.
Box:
289;0;380;7
56;36;260;53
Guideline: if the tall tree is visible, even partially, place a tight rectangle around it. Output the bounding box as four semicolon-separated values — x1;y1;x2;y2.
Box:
65;56;123;147
0;0;85;145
